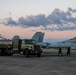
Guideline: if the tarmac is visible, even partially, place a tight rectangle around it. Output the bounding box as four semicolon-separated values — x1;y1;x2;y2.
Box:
0;49;76;75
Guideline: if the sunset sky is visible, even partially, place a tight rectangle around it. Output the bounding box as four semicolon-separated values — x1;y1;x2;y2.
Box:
0;0;76;42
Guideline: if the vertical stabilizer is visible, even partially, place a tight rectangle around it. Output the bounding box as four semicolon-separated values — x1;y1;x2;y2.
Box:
31;32;44;43
12;35;20;41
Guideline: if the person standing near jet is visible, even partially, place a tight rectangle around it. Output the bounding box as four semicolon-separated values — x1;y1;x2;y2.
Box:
58;48;62;56
66;47;70;56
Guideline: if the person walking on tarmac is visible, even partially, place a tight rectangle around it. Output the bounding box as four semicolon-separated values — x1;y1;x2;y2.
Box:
66;47;70;56
58;48;62;56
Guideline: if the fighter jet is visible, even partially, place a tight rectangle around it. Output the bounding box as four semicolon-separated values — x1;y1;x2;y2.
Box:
48;37;76;50
0;32;45;46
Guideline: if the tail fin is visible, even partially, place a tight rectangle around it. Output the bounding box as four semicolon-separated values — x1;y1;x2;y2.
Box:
12;35;20;41
31;32;44;43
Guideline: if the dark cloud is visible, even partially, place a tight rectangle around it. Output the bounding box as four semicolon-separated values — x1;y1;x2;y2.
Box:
6;17;17;26
18;14;47;27
0;7;76;31
0;17;17;26
68;7;76;13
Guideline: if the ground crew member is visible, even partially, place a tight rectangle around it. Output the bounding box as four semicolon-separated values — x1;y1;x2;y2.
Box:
67;47;70;56
58;48;62;56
